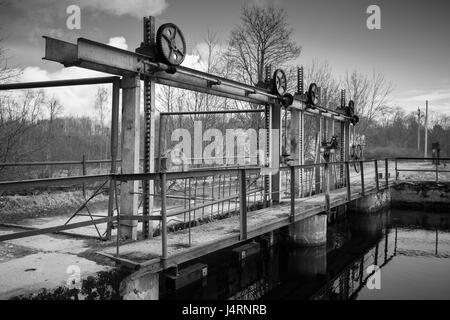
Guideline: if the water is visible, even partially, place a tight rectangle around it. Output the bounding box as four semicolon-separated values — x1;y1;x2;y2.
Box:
161;209;450;300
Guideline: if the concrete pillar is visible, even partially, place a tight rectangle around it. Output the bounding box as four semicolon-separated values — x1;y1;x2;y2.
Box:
271;103;282;204
287;214;327;246
120;76;141;240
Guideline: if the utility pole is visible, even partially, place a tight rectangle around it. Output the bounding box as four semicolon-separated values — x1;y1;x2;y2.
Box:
424;100;429;158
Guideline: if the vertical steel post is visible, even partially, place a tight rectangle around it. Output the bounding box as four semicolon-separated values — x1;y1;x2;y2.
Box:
160;172;168;267
360;161;365;196
297;66;304;95
290;166;295;222
291;67;305;197
436;161;439;183
271;98;282;204
374;160;379;192
142;17;156;239
106;78;120;240
263;65;272;206
324;162;330;212
315;113;323;194
119;76;141;240
424;100;428;158
340;122;345;185
239;169;247;240
291;107;303;197
297;66;305;197
417;108;421;152
330;115;335;189
346;161;351;201
385;158;389;187
82;154;87;198
395;158;398;181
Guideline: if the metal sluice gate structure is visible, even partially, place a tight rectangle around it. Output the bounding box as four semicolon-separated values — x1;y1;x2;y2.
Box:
0;16;409;273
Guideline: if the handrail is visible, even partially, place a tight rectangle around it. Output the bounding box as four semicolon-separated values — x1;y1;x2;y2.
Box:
0;174;110;191
3;156;446;266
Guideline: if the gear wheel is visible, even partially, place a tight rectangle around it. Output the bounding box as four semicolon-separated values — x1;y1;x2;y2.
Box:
156;23;186;66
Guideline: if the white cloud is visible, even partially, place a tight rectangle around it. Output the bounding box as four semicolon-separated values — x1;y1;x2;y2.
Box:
193;43;210;65
107;36;128;50
79;0;168;18
182;53;204;71
19;66;110;117
15;35;135;117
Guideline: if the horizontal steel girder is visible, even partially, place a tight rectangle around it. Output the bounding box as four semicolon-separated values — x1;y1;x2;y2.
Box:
43;36;351;122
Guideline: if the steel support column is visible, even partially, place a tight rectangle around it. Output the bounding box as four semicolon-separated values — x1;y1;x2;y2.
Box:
142;17;156;239
119;76;141;240
271;103;282;204
291;109;304;197
106;78;120;239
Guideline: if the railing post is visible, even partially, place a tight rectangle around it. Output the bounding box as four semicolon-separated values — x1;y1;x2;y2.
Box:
115;179;120;257
436;161;439;183
160;172;168;267
360;161;365;196
324;162;330;212
345;161;351;201
290;166;295;222
82;154;87;198
395;158;398;181
374;160;379;192
239;169;247;240
385;158;389;187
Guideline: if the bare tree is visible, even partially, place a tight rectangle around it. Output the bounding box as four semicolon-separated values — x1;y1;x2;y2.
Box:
344;70;394;135
94;86;109;131
44;96;63;176
304;59;340;108
226;3;301;85
93;86;110;160
0;32;20;83
0;90;45;164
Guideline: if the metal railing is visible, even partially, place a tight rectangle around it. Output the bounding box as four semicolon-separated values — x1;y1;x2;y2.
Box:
394;157;450;183
1;157;444;269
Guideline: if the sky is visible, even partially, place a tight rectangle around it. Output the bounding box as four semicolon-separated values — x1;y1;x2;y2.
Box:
0;0;449;116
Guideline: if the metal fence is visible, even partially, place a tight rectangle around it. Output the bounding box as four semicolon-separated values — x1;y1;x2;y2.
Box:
0;157;443;270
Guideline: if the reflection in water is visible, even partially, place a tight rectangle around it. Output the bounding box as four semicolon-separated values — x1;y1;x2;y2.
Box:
161;209;450;300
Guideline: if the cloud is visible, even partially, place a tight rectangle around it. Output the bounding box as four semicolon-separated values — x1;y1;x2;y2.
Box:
19;66;110;117
182;53;204;71
13;35;135;118
79;0;168;18
187;42;226;71
107;36;128;50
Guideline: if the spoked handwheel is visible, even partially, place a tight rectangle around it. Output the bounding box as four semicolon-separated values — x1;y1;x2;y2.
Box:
156;23;186;66
272;69;287;96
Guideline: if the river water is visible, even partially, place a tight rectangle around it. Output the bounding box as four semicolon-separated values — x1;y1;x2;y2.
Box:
161;209;450;300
